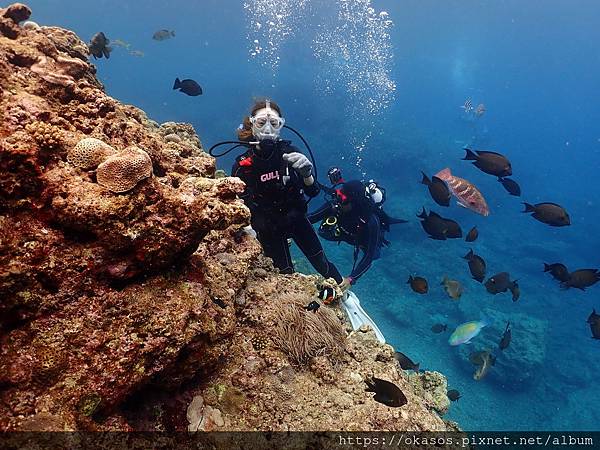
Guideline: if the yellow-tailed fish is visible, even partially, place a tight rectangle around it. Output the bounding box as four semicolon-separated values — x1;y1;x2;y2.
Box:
448;318;489;346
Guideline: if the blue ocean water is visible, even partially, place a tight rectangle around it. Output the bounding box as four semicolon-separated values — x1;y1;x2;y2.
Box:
22;0;600;431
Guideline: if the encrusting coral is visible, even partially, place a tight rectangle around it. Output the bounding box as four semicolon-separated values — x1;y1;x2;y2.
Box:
0;2;458;434
25;121;63;151
408;371;451;415
96;146;153;193
67;137;116;170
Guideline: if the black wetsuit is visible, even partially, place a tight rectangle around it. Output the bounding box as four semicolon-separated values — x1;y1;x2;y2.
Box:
308;189;406;283
232;140;343;283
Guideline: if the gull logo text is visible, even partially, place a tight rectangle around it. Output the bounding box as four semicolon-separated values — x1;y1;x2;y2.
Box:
260;171;280;182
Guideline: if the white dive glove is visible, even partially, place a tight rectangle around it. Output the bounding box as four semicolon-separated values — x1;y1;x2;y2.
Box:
282;152;313;178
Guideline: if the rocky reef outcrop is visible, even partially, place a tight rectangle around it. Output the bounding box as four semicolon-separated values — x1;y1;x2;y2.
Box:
0;3;457;432
456;309;547;390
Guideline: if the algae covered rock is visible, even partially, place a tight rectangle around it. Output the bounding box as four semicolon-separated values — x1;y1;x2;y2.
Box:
408;371;450;415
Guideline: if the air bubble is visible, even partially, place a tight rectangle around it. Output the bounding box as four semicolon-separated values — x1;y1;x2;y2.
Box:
244;0;309;70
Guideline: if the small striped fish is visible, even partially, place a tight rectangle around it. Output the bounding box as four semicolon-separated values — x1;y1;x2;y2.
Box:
435;168;489;216
461;98;473;112
475;103;486;116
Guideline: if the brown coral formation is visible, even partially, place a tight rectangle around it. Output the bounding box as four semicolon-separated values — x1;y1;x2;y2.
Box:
96;146;153;192
25;121;63;150
67;137;116;169
0;3;30;38
0;3;457;434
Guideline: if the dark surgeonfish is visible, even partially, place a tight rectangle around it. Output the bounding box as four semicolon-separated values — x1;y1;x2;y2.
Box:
587;310;600;339
499;322;511;350
465;226;478;242
173;78;203;96
394;351;420;372
407;275;428;294
417;207;448;240
89;32;112;59
431;323;448;333
498;177;521;196
440;214;463;238
421;172;450;207
447;389;461;402
417;208;462;239
522;202;570;227
463;249;486;282
365;377;408;407
543;263;570;283
463;148;512;178
484;272;516;295
561;269;600;291
153;29;175;41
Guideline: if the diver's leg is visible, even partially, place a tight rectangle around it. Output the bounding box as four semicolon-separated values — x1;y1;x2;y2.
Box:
292;216;343;283
258;229;294;274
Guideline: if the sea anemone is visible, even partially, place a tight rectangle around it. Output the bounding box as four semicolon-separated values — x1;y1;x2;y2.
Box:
271;292;346;366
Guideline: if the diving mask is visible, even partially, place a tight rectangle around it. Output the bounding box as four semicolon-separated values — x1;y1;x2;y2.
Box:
250;100;285;141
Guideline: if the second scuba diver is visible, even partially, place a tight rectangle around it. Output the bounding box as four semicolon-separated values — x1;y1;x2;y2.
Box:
231;100;351;291
308;167;407;286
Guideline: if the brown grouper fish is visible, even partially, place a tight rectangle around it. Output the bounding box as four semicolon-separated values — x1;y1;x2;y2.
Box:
435;168;489;216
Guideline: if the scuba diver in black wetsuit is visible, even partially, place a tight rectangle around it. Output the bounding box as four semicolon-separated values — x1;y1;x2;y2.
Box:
230;100;349;290
308;167;408;286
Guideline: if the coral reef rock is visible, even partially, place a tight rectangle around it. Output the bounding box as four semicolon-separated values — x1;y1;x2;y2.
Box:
408;371;450;415
0;3;457;433
175;274;458;432
457;309;547;390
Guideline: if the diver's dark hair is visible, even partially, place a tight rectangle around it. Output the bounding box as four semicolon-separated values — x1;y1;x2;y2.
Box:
237;99;283;141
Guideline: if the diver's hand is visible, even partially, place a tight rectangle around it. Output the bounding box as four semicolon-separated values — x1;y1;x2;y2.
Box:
283;152;313;178
339;277;353;293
